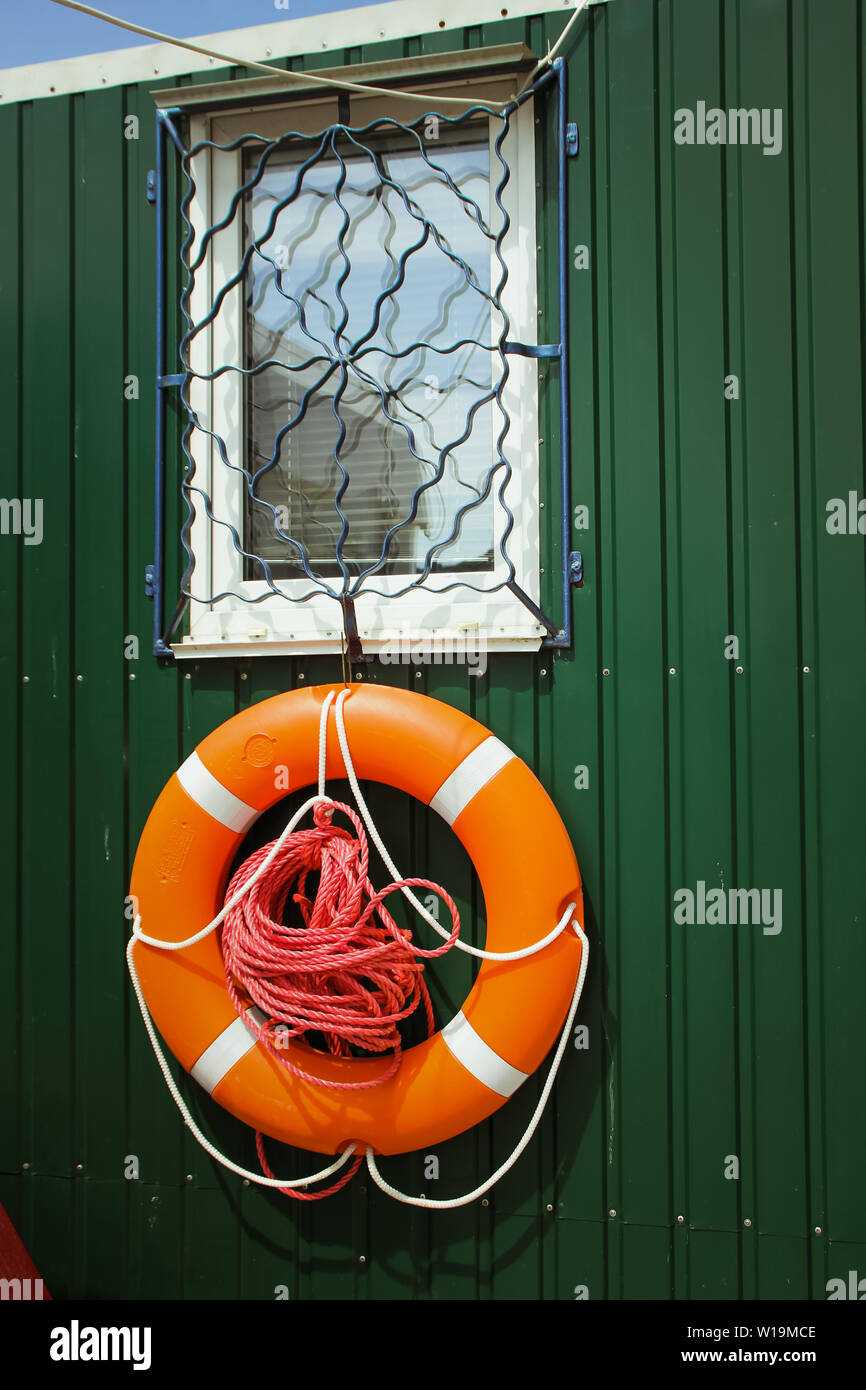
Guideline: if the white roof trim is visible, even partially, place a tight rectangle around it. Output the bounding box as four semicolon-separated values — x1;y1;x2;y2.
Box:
0;0;595;107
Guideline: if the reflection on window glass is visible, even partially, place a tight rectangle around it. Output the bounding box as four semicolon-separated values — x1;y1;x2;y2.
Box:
242;129;498;581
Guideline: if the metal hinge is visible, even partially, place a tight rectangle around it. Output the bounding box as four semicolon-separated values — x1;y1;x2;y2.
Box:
144;564;155;599
565;122;579;158
146;170;156;205
569;551;584;587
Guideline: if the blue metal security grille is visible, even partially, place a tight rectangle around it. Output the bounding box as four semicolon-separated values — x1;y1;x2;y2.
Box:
150;59;578;658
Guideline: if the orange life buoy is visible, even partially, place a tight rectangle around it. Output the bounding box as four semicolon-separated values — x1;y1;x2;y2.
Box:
129;683;584;1156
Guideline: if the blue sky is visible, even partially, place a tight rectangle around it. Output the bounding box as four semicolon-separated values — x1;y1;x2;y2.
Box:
0;0;388;67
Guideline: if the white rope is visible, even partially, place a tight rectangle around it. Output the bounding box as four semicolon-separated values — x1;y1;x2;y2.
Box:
127;691;345;1188
544;0;593;68
317;688;335;797
48;0;508;110
126;937;356;1188
517;0;592;94
332;687;577;962
131;791;329;953
131;689;336;954
366;917;589;1208
127;685;586;1195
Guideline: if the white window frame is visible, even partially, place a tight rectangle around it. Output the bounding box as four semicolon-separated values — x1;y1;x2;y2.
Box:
175;70;544;659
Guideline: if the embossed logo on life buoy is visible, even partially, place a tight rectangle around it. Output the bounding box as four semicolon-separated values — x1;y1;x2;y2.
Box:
242;733;277;768
158;820;194;880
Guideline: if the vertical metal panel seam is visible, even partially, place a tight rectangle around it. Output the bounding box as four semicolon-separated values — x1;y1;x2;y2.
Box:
792;0;827;1288
594;4;617;1298
655;0;684;1299
585;1;608;1269
650;0;676;1285
785;0;818;1294
733;0;753;1294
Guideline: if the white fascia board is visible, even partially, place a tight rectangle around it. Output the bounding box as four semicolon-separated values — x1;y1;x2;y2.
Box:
0;0;609;107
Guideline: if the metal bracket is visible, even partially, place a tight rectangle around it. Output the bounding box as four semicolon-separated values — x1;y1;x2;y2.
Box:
157;373;185;389
146;169;156;204
144;564;155;599
503;340;562;359
341;595;373;665
565;122;579;158
506;580;560;639
569;551;584;588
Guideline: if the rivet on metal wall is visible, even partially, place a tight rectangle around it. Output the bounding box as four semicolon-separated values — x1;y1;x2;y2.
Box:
803;666;811;674
359;1255;366;1264
736;666;744;675
743;1218;752;1228
185;1174;193;1182
240;672;248;681
602;668;611;677
814;1226;822;1234
481;1198;489;1207
546;1203;553;1212
609;1209;617;1218
677;1215;685;1224
669;667;677;676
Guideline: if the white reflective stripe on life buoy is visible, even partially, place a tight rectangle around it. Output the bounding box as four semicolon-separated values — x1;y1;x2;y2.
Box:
190;1006;267;1094
428;736;514;827
440;1010;528;1097
177;750;259;833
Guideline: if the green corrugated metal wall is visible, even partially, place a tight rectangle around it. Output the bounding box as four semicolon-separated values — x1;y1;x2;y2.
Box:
1;0;864;1300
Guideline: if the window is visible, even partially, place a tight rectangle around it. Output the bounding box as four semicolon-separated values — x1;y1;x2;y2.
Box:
243;128;496;582
172;56;545;657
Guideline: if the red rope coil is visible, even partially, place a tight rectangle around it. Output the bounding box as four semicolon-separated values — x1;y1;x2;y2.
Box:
220;800;460;1198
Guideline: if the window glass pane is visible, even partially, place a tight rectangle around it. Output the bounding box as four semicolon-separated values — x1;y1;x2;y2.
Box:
242;128;497;581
